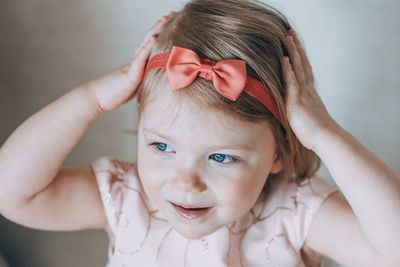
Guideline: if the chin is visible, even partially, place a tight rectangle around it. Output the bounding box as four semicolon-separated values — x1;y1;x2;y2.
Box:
170;219;224;239
174;225;216;239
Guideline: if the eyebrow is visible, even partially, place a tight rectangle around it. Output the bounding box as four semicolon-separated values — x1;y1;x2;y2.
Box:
143;127;252;150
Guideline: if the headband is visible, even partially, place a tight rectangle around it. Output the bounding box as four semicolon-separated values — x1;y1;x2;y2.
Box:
142;45;283;125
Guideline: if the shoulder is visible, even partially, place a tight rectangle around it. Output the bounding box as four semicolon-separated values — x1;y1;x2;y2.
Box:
91;156;137;177
261;175;339;250
90;156;145;233
234;175;338;266
91;156;140;191
262;175;339;213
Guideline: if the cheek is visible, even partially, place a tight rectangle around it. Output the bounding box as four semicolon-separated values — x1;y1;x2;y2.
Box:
219;174;267;216
137;152;164;202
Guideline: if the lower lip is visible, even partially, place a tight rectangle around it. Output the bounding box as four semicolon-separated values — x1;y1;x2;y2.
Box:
171;203;212;219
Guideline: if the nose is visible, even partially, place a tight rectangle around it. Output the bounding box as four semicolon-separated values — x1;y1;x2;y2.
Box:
171;171;207;193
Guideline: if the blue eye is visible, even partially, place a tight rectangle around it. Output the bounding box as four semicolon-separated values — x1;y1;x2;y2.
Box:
150;142;173;152
149;142;239;164
209;153;238;164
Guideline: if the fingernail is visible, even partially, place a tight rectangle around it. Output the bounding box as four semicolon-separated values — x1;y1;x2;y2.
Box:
164;12;175;19
147;36;155;43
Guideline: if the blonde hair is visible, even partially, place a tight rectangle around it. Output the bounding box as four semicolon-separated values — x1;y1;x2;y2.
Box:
135;0;321;190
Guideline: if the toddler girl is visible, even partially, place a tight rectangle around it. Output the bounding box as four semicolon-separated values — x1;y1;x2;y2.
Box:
1;0;400;266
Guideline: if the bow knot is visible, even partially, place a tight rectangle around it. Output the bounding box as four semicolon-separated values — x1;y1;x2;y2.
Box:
198;63;214;80
166;46;247;101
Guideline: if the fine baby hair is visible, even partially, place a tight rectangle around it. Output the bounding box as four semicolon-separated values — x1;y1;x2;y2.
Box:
136;0;320;187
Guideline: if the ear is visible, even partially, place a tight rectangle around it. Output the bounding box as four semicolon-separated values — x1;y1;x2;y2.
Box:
270;154;284;174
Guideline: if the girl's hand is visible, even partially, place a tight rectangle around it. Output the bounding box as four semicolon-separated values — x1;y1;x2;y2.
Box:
283;29;337;151
89;12;176;113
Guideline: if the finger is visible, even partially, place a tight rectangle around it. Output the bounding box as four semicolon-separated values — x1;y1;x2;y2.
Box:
134;17;167;57
282;56;300;102
137;12;174;49
143;15;169;41
287;30;313;83
285;35;306;88
129;36;156;85
134;40;148;58
134;19;162;57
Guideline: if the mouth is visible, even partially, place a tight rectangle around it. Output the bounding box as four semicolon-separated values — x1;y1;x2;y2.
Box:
169;202;213;219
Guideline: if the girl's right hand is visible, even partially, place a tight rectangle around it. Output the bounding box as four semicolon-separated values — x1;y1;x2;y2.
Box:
89;12;175;113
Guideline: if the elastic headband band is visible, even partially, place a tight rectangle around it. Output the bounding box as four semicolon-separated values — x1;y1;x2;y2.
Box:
142;45;283;125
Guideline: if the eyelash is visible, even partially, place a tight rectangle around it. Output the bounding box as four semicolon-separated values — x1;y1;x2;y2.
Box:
148;142;240;164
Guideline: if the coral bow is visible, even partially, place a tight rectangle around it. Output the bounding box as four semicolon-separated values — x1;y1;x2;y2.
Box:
166;46;248;101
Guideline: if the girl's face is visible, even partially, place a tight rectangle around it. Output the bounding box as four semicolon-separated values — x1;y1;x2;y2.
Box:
137;87;283;239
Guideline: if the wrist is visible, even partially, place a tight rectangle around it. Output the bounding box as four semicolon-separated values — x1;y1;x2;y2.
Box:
311;119;344;154
72;83;105;122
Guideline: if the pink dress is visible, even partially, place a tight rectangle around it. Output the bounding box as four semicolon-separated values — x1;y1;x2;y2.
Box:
91;156;339;267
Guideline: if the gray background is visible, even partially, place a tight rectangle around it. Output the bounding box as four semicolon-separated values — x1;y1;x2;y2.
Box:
0;0;399;266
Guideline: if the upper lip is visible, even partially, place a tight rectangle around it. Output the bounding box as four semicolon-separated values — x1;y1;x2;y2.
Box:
170;201;211;209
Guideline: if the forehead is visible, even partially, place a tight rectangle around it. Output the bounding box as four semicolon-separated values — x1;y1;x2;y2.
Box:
138;83;275;149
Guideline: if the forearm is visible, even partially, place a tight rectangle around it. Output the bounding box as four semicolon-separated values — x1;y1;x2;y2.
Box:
0;84;101;206
313;121;400;259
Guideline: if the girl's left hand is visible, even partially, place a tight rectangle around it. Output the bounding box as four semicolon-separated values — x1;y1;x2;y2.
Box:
283;29;337;151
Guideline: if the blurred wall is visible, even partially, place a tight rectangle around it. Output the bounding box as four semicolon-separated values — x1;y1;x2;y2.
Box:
0;1;399;266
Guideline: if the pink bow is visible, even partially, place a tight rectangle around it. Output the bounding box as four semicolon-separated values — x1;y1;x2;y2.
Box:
166;46;248;101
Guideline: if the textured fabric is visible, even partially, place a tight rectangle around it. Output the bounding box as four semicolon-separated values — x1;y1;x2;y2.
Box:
91;156;339;267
